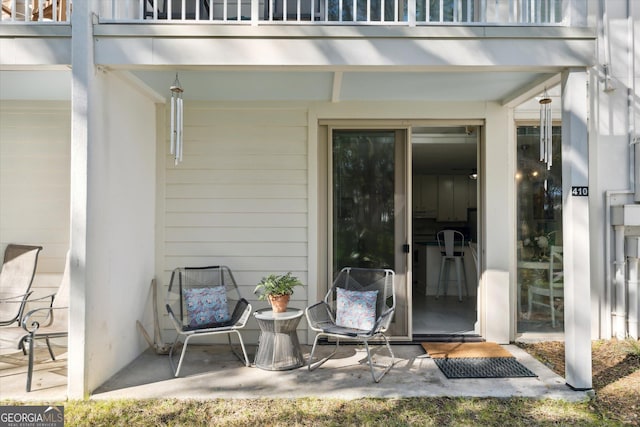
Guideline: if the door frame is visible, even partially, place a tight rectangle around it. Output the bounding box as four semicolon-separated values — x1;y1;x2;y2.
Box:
316;119;484;342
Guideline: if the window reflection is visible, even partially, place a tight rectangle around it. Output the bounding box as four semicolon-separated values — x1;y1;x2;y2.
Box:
332;130;395;271
516;125;564;333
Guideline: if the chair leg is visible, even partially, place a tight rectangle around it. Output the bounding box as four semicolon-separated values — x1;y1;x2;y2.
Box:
26;335;34;392
455;258;463;302
227;330;251;367
18;336;27;355
436;258;446;299
308;334;338;371
169;334;189;377
363;335;395;383
45;337;56;361
443;259;450;297
462;257;469;297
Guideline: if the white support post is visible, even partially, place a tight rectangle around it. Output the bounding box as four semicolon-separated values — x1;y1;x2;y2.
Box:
69;0;93;399
561;68;592;390
483;103;512;344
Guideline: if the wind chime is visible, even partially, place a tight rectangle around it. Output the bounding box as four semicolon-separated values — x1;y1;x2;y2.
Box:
539;88;553;170
170;73;184;165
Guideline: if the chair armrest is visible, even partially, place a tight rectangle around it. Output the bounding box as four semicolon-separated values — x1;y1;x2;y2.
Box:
0;291;33;303
23;293;56;315
25;293;56;304
230;298;252;328
165;304;184;332
305;301;334;328
373;307;395;333
21;305;68;334
0;291;35;326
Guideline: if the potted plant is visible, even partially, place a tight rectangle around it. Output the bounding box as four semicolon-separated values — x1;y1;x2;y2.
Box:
254;272;303;313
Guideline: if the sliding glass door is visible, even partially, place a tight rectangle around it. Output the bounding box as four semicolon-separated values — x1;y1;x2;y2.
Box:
330;129;409;338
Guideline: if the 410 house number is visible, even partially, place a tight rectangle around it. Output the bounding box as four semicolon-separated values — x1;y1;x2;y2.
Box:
571;186;589;196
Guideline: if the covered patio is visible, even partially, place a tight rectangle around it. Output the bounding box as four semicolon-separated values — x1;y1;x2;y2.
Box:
0;0;596;397
0;342;588;401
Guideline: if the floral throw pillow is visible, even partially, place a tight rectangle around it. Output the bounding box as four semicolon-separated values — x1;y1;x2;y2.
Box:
335;288;378;331
183;286;231;328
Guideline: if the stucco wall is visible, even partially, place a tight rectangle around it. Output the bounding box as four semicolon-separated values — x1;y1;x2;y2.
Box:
84;71;157;392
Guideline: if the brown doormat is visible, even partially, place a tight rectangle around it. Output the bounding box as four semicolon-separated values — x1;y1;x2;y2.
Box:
421;342;513;359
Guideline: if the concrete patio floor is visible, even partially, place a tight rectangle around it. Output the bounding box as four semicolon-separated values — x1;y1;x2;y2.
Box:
1;342;591;402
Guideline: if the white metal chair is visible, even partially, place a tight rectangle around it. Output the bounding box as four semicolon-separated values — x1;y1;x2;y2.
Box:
436;230;468;301
528;245;563;327
305;267;396;383
166;265;252;376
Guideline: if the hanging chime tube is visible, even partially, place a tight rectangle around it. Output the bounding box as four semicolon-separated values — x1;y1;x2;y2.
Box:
546;101;552;169
170;73;184;165
177;94;183;163
170;94;176;156
539;91;552;170
540;104;545;162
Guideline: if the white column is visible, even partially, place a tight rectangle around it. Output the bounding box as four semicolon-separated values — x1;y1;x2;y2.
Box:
561;68;592;390
68;0;94;399
483;102;513;343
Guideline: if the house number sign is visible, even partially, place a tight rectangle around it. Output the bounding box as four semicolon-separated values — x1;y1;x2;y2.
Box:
571;186;589;196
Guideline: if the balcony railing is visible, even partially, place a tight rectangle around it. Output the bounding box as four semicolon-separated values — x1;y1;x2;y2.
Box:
0;0;575;25
1;0;71;23
99;0;569;25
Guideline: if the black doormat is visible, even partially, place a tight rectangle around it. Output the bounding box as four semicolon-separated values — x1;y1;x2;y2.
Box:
434;357;537;379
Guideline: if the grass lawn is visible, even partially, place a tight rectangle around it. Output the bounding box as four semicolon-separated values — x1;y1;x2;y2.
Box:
2;339;638;426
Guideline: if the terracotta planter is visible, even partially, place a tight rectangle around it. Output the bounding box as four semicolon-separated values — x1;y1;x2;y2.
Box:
268;294;290;313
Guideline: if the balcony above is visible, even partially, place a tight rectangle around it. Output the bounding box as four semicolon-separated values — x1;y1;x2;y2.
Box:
0;0;588;27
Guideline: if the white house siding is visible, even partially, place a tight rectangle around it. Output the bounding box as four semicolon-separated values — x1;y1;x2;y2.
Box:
161;102;309;344
0;101;70;298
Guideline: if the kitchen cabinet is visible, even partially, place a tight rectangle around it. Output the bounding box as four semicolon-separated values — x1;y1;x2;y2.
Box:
437;175;469;221
413;175;438;218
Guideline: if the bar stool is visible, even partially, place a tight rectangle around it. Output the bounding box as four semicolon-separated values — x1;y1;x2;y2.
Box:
436;230;468;302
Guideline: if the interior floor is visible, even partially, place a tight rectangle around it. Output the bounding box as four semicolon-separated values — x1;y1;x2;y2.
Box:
412;293;477;335
411;292;566;339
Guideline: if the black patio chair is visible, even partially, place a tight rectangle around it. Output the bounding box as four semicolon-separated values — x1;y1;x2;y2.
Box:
166;265;252;376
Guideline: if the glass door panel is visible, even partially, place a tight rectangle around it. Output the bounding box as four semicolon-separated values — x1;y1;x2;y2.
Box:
333;130;396;270
331;129;409;337
516;125;563;334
